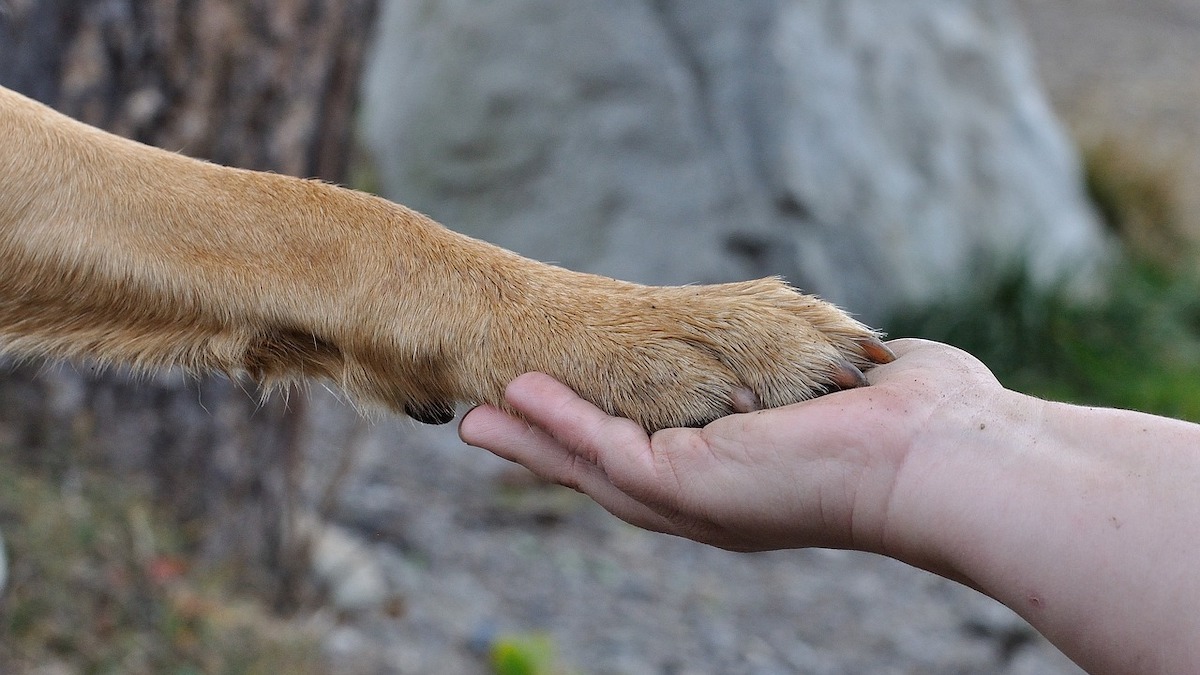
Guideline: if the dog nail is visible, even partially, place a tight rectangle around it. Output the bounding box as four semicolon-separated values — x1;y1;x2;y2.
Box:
856;336;896;364
405;401;456;425
730;387;759;413
830;360;869;389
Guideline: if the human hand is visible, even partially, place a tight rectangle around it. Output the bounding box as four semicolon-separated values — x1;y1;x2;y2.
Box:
463;339;1200;673
459;339;1008;553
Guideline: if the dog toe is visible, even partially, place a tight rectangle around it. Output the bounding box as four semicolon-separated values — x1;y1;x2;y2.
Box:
405;400;456;425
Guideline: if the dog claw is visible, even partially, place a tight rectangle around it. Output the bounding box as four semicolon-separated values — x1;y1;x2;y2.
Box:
830;360;869;390
730;386;760;414
856;336;896;364
405;401;456;425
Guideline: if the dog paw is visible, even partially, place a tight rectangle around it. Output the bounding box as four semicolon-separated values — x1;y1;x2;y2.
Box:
462;275;893;432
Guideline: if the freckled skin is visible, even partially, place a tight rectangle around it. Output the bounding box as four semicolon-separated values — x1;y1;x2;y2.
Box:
461;339;1200;673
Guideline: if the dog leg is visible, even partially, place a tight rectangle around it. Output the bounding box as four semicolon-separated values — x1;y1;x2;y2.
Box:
0;85;891;431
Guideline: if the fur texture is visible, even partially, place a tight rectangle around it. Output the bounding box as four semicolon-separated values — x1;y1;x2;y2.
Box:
0;85;891;431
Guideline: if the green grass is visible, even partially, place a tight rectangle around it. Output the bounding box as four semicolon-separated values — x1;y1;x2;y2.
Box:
888;261;1200;422
0;459;323;675
890;137;1200;421
490;632;577;675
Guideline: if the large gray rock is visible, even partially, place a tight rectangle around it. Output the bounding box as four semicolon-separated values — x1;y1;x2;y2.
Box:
362;0;1108;322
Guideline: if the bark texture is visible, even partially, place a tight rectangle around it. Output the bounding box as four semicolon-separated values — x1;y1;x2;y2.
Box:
0;0;378;605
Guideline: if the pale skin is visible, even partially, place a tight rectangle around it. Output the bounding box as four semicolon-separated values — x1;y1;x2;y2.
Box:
459;338;1200;674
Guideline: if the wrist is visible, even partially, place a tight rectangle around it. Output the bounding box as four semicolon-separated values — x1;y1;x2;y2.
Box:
878;385;1051;584
883;390;1200;672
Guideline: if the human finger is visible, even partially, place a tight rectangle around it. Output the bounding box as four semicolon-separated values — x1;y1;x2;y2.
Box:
459;398;680;533
869;338;1001;387
502;372;655;475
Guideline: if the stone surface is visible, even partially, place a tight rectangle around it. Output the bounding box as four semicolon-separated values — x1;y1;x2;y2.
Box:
346;3;1113;671
305;516;394;613
362;0;1108;322
303;405;1086;674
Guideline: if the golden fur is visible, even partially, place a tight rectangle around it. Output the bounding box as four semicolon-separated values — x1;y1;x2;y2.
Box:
0;85;891;431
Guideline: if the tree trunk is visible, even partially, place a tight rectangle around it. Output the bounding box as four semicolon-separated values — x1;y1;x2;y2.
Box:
0;0;378;607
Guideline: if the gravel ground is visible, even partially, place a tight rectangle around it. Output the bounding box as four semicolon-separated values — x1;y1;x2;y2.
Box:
302;396;1082;675
298;5;1200;672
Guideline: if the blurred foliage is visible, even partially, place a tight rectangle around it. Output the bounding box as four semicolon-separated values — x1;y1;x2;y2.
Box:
1084;138;1189;267
889;262;1200;421
0;458;323;674
490;632;572;675
891;141;1200;421
489;629;583;672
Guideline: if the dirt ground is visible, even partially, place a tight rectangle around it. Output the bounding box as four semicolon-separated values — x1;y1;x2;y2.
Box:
310;406;1084;675
309;4;1200;673
1016;0;1200;237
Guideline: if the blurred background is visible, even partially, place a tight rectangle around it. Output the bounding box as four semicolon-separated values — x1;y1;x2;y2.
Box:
0;0;1196;672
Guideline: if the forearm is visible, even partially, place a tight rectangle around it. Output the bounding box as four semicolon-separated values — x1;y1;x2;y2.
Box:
890;393;1200;673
